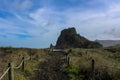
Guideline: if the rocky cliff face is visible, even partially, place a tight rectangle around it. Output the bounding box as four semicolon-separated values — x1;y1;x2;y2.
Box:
55;27;102;49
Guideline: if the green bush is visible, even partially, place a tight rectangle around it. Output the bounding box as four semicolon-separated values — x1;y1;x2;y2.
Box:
14;75;26;80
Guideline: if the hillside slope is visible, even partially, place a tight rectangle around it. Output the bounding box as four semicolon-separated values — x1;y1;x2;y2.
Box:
96;40;120;47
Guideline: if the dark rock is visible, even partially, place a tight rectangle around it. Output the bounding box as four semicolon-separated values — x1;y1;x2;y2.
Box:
55;27;102;49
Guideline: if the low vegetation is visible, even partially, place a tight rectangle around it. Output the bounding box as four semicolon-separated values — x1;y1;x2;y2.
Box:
64;48;120;80
0;46;120;80
0;47;46;80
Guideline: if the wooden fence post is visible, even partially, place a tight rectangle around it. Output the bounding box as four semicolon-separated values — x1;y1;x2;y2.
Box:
22;57;25;71
91;59;95;80
8;63;14;80
65;51;70;67
67;56;70;66
30;53;32;60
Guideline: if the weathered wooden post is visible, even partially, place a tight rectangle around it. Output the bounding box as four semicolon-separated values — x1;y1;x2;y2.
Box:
22;57;25;71
66;49;72;66
91;59;95;80
8;63;14;80
67;56;70;66
29;50;32;60
65;52;68;64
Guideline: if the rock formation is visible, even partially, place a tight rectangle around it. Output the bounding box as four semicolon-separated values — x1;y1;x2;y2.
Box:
55;27;102;49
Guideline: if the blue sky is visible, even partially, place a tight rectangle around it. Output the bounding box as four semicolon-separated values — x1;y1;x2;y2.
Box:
0;0;120;48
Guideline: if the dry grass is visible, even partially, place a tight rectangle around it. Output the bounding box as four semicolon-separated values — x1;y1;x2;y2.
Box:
0;47;120;80
0;47;47;80
67;48;120;80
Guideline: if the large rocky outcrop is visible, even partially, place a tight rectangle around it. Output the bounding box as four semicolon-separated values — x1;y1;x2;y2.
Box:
55;27;102;49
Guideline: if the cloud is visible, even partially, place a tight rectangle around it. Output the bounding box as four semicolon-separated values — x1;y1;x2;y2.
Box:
0;0;33;13
103;27;120;37
20;0;33;11
27;0;120;41
0;0;120;48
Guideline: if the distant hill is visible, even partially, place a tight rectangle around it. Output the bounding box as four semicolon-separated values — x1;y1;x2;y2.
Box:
55;27;102;49
96;40;120;47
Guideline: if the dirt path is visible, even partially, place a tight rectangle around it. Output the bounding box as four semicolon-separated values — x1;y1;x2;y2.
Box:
31;51;70;80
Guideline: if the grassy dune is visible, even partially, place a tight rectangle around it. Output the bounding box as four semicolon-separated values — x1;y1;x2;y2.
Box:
0;47;47;80
64;48;120;80
0;47;120;80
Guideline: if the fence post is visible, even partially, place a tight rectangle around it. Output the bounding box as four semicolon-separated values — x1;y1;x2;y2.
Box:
67;56;70;66
30;53;32;60
91;59;95;80
67;49;71;65
22;57;25;71
8;63;14;80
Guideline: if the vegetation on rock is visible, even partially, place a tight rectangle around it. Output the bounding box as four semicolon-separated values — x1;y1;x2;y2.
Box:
55;27;102;49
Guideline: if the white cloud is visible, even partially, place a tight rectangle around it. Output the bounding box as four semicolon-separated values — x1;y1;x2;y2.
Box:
28;1;120;41
0;0;33;13
20;0;33;11
1;0;120;48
